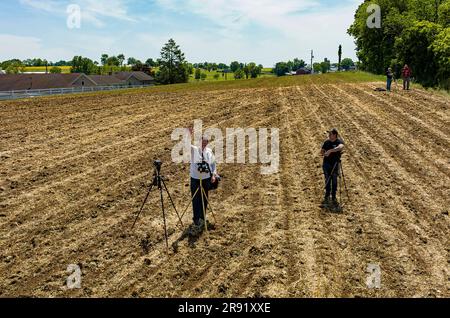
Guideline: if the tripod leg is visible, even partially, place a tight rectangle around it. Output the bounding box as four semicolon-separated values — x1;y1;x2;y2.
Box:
161;178;184;228
159;186;169;252
180;187;199;221
339;166;342;204
340;164;351;203
200;178;208;233
131;183;154;230
201;186;217;223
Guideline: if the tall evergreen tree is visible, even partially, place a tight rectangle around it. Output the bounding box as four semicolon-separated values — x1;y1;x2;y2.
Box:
156;39;189;84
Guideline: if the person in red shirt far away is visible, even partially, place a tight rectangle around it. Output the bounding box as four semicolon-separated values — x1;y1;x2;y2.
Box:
402;64;412;90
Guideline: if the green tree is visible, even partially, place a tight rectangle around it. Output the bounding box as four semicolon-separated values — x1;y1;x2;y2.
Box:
246;62;262;78
348;1;413;74
50;66;62;74
230;61;240;73
243;64;250;79
431;27;450;89
341;58;354;71
1;59;22;70
185;63;193;75
195;68;201;80
213;73;220;80
320;62;329;74
395;20;443;87
313;62;322;73
33;58;44;67
54;60;69;66
286;60;294;72
127;57;139;66
438;0;450;26
234;68;245;79
106;56;120;66
320;58;331;74
5;61;25;74
101;54;109;66
292;58;306;71
274;62;290;76
200;73;208;81
408;0;444;22
156;38;190;85
117;54;125;66
70;56;98;74
348;0;450;88
146;58;157;67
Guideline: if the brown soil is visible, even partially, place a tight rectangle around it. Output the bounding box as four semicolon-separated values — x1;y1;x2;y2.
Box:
0;83;449;297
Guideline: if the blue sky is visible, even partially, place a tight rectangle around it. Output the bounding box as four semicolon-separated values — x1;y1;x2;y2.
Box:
0;0;361;67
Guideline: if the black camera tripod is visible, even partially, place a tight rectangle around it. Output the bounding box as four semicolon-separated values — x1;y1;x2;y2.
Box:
324;159;351;211
131;160;184;251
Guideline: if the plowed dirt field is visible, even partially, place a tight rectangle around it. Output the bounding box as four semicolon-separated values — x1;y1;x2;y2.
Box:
0;81;449;297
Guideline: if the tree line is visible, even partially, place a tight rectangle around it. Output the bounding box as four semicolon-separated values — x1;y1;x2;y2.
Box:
0;39;266;84
273;54;355;76
348;0;450;89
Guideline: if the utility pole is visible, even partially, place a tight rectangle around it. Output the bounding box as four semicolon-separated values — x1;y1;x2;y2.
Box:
311;50;314;74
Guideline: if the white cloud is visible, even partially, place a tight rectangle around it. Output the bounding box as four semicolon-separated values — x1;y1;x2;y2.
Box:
156;0;320;32
18;0;58;12
155;0;360;65
0;34;73;61
19;0;136;27
8;0;360;66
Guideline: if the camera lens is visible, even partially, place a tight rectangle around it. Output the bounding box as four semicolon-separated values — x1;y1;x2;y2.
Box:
154;160;162;172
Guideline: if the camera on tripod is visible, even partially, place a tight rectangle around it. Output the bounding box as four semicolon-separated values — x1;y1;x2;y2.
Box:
154;160;162;172
197;161;210;174
132;158;184;252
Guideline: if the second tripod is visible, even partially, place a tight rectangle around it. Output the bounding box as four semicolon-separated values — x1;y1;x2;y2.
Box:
131;160;184;251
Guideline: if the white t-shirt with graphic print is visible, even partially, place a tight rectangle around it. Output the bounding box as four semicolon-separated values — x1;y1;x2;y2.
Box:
190;145;217;180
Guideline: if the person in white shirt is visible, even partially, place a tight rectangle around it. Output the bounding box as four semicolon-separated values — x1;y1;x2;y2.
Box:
187;128;219;227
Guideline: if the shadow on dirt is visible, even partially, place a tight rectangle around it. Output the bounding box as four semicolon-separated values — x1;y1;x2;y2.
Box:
321;203;344;214
171;222;216;251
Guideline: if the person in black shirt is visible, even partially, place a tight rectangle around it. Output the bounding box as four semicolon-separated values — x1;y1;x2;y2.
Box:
321;128;345;208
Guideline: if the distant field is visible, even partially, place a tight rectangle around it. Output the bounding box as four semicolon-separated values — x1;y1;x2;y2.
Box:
189;69;235;82
24;66;71;73
146;71;386;94
189;69;276;83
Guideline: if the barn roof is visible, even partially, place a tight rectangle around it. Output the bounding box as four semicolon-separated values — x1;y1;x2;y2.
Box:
114;71;154;81
89;75;125;86
0;73;92;91
0;72;154;92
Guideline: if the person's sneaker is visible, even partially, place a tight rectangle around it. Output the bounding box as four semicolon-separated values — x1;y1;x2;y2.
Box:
320;198;331;208
331;199;342;212
188;222;202;236
197;218;205;228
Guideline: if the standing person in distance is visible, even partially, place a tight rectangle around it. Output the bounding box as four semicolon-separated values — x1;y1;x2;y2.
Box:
320;128;345;209
402;64;412;90
386;67;394;92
